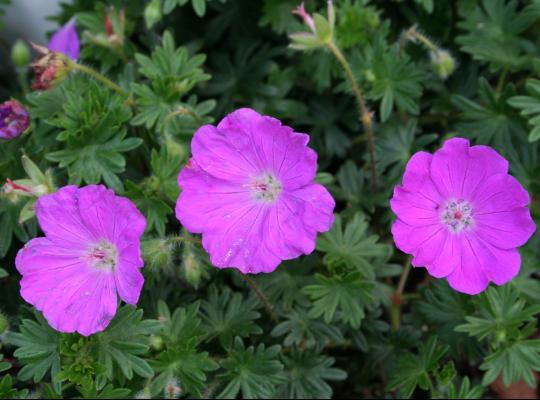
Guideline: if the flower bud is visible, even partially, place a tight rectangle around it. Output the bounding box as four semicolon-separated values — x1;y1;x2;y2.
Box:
142;238;174;271
430;49;456;79
31;44;73;90
183;249;202;289
11;39;31;68
149;334;164;351
134;388;152;399
145;0;163;29
164;377;182;399
0;100;29;140
290;1;335;50
2;179;47;199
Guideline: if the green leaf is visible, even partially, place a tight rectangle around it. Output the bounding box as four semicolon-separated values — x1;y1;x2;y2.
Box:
192;0;206;17
94;306;160;382
451;78;526;153
271;308;344;349
303;272;374;328
446;377;484;399
388;336;449;398
456;0;536;71
6;312;61;393
480;339;540;387
45;79;139;193
280;348;347;399
455;285;540;342
317;213;391;278
152;302;218;397
200;286;262;349
508;79;540;142
218;337;286;399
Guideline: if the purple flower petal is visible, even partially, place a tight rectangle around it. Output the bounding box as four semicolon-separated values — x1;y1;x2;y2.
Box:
16;184;146;336
176;108;335;274
48;19;80;61
390;137;536;295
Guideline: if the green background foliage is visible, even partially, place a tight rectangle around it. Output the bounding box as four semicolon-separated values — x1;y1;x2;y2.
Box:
0;0;539;398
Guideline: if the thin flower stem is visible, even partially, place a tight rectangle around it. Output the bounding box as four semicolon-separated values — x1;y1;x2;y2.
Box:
241;273;279;323
71;62;133;104
166;235;202;245
166;106;204;125
327;40;378;192
390;256;412;331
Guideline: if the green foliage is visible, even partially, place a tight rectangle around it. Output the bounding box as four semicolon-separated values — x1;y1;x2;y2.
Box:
388;336;451;398
151;302;218;397
456;286;540;387
45;79;140;192
508;79;540;142
217;337;286;399
2;0;540;398
317;213;390;278
456;0;537;72
303;272;374;329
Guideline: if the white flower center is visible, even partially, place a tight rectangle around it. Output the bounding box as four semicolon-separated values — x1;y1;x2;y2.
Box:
87;241;118;270
249;172;282;203
440;199;474;233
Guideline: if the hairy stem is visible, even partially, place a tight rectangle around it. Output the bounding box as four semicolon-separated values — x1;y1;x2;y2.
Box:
241;273;279;323
390;256;412;331
327;41;378;192
71;62;133;105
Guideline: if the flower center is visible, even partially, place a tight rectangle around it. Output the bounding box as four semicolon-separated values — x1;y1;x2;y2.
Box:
87;241;118;271
440;199;474;233
249;172;282;203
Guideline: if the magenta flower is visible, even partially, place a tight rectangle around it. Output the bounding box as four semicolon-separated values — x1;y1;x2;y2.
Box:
391;138;536;295
16;185;146;336
0;100;29;140
176;108;335;274
48;19;80;61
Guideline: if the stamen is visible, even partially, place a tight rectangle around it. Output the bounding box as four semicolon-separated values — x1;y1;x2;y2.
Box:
249;172;282;203
440;199;474;233
87;241;118;270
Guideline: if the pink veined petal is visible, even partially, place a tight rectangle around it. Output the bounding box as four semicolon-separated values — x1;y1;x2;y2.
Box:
411;229;451;276
430;138;471;198
217;108;317;188
391;219;444;254
467;234;521;286
43;270;117;336
77;185;146;245
16;237;117;336
35;186;96;247
462;145;509;197
191;124;261;181
474;207;536;249
446;234;489;295
425;232;461;278
114;242;144;304
48;19;80;61
430;138;511;199
472;173;531;212
287;183;335;233
390;186;440;226
176;163;251;233
202;206;282;273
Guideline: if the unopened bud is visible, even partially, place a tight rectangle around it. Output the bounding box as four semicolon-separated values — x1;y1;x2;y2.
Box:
183;250;202;289
11;40;31;68
31;44;72;90
149;334;164;351
431;49;455;79
164;377;182;399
